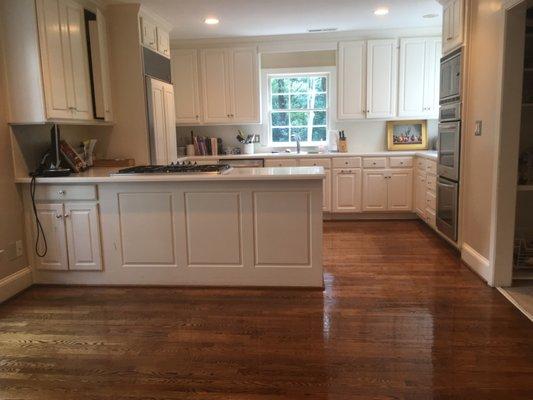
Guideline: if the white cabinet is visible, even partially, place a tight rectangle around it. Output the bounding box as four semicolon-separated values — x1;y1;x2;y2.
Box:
140;14;170;58
157;28;170;57
148;78;177;164
366;39;398;119
362;170;388;211
363;168;413;212
414;170;427;218
264;158;299;167
337;41;366;119
442;0;464;54
140;16;157;51
199;47;260;124
36;0;93;120
323;169;332;212
88;10;113;121
333;169;362;212
398;37;441;118
35;202;102;271
388;169;413;211
171;49;201;124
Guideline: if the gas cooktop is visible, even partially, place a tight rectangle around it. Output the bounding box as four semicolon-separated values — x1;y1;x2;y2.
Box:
113;162;232;175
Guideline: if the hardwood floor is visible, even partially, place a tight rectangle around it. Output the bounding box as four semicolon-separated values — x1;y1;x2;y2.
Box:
0;221;532;399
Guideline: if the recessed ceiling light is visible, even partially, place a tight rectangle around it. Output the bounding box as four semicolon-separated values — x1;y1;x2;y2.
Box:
374;7;389;16
423;13;439;19
204;17;219;25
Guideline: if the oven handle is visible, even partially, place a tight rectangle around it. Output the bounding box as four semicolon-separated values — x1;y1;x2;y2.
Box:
438;181;456;189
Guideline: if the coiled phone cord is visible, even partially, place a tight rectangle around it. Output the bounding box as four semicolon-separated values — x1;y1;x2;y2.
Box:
30;175;47;257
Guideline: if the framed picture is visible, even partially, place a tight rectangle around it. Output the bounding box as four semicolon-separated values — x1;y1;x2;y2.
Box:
387;120;428;151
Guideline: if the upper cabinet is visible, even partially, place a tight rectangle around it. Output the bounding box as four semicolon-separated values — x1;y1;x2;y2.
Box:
338;37;440;121
366;39;398;119
139;13;170;58
36;0;94;120
442;0;464;55
1;0;113;123
171;49;201;124
398;37;441;118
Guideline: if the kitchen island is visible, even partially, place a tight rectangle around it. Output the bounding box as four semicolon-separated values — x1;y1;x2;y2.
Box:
18;167;325;288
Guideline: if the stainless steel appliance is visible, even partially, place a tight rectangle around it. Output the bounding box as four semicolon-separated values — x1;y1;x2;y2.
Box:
113;163;232;175
437;49;462;242
440;48;462;104
437;177;459;241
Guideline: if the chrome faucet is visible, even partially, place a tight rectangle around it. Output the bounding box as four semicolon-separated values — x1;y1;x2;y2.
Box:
292;135;301;154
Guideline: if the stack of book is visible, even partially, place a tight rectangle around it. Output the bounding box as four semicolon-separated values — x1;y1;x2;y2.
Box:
193;137;222;156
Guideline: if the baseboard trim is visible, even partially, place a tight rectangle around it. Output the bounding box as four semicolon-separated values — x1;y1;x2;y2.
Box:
0;267;32;303
324;212;418;221
497;287;533;322
461;243;490;282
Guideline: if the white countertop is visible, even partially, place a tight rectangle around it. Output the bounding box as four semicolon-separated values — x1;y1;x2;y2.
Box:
16;166;326;184
184;150;438;161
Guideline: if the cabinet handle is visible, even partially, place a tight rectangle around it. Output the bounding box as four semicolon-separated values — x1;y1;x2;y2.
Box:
58;190;66;195
55;214;62;219
195;115;199;119
64;213;70;218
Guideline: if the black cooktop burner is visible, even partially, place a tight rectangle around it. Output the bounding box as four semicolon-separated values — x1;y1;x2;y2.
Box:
116;162;232;175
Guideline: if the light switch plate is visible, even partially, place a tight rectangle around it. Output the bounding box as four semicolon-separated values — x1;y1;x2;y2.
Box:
475;120;482;136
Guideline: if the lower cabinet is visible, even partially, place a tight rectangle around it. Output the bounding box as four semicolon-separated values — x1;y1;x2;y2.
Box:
332;169;362;212
35;202;102;271
414;169;427;218
323;169;331;212
362;169;413;212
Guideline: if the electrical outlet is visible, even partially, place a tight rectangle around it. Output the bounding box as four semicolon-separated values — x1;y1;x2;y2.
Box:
253;135;260;143
474;120;482;136
15;240;23;258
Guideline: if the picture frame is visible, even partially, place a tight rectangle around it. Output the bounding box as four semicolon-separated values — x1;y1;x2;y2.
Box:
386;120;428;151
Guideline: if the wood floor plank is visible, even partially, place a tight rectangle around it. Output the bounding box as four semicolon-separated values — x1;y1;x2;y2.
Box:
0;220;531;399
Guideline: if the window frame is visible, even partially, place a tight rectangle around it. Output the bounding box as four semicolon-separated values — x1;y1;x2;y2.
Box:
261;67;336;148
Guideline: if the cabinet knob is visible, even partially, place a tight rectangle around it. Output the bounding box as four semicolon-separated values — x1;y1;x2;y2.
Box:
58;190;66;195
195;115;199;119
64;213;70;218
55;214;62;219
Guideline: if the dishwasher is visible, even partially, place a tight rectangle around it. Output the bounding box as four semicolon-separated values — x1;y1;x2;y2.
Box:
220;158;265;168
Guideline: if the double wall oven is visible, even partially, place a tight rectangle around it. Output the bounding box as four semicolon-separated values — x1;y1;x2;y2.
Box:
437;48;462;242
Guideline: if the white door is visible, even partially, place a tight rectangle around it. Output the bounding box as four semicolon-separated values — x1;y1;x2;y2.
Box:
414;171;427;218
388;169;413;211
149;79;168;164
163;83;178;163
423;38;442;117
366;39;398;119
36;0;73;119
442;2;453;51
323;170;331;212
229;48;260;123
200;48;231;123
140;16;157;51
96;10;113;121
362;170;388;211
333;169;362;212
443;0;463;53
65;0;93;120
398;38;426;117
157;28;170;57
337;41;366;119
64;202;102;270
35;203;68;270
171;49;201;124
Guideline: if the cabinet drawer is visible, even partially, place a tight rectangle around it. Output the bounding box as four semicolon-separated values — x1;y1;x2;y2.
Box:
425;190;436;211
426;173;437;191
389;157;413;168
35;185;97;201
264;158;299;167
363;157;387;168
416;157;427;170
332;157;361;168
426;160;437;174
300;158;331;169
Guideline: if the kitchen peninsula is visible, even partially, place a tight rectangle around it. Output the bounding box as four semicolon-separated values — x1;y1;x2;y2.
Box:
18;167;325;288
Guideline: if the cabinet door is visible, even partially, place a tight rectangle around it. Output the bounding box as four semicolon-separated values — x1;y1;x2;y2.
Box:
451;0;464;48
64;203;102;271
157;28;170;57
229;48;260;123
140;16;157;50
200;49;231;123
443;0;463;54
398;38;426;117
337;41;366;119
171;49;201;124
163;83;178;163
36;0;73;119
149;79;169;164
35;203;68;270
388;169;413;211
65;0;93;120
362;170;387;211
423;38;442;117
333;169;362;212
442;2;453;49
366;39;398;118
414;171;427;218
323;169;331;212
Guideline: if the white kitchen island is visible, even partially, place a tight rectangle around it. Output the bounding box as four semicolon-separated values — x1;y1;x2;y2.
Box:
18;167;325;288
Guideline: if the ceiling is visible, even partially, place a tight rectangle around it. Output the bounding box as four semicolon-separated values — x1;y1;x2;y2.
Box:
128;0;443;40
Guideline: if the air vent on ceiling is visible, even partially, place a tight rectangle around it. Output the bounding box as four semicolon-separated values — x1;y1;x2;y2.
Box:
307;27;338;33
